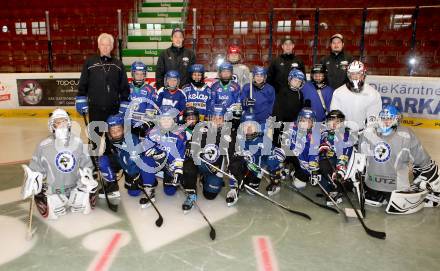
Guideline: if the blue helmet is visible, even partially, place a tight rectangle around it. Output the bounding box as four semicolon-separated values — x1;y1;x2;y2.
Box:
288;68;305;91
107;114;124;128
189;64;205;74
297;107;316;129
218;61;233;72
131;61;147;74
252;66;267;87
252;66;267;77
107;114;124;143
378;105;401;135
165;70;180;90
131;61;147;86
240;111;260;140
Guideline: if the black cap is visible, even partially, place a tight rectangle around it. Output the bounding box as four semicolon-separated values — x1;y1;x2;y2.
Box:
171;27;184;37
281;36;294;44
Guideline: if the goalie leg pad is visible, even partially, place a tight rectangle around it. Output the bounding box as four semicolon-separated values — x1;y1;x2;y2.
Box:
386;189;428;215
47;194;68;220
413;161;440;192
68;188;92;214
425;192;440;207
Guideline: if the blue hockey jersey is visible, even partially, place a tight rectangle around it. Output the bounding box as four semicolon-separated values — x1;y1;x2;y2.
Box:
182;83;211;120
208;80;241;116
156;87;187;113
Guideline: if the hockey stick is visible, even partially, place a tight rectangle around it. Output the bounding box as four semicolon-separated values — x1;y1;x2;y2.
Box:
313;179;347;219
138;184;163;227
178;185;216;240
248;72;254;114
326;157;386;239
26;194;36;240
199;156;311;220
338;176;386;240
82;113;118;212
243;158;338;214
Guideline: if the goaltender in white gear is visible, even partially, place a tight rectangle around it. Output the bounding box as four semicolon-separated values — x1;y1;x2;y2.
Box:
358;105;439;214
21;108;98;219
330;60;382;132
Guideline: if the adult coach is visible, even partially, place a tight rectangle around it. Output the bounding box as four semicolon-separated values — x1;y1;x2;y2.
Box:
76;32;129;146
155;27;196;89
320;33;353;90
267;36;305;121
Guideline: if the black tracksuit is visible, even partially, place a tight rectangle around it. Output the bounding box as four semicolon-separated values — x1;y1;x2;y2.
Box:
320;51;353;90
155;45;196;89
267;53;305;123
78;55;130;156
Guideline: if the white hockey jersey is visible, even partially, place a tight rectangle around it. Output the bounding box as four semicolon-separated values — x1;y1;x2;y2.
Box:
359;126;432;192
29;135;93;194
330;83;382;132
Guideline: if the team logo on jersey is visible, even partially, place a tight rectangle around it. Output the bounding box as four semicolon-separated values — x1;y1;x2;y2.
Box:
373;142;391;163
55;151;76;173
203;144;220;162
291;63;299;68
182;57;189;66
232;74;238;83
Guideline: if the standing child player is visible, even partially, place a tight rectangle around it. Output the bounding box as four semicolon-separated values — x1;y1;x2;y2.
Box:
22;109;98;220
183;64;212;121
240;66;275;125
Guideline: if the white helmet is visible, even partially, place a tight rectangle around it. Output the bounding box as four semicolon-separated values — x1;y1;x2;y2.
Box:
346;60;366;92
48;108;71;142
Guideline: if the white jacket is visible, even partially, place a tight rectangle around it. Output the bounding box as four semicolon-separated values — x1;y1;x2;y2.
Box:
330;83;382;132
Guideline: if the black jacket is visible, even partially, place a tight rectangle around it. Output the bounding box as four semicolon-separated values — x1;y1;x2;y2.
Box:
320;51;353;90
267;53;305;122
155;45;196;89
78;55;129;111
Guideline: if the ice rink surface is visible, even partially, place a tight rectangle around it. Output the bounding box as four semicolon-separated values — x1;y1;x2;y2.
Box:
0;118;439;271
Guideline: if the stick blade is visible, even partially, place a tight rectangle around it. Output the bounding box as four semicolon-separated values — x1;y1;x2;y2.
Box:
155;216;163;227
367;228;386;240
209;228;216;240
287;209;312;220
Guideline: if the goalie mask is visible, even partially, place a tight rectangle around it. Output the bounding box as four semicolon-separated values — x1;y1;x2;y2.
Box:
377;105;401;136
288;68;305;91
131;61;147;88
107;114;124;144
346;60;366;93
48;108;72;143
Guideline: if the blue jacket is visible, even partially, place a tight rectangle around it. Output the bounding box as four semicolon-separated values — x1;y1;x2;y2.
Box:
301;82;333;122
241;83;275;124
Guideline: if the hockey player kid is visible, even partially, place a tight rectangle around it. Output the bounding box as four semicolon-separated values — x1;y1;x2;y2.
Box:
156;70;187;115
318;110;354;205
279;108;321;191
330;60;382;132
140;106;187;207
226;45;251;88
183;64;211;121
120;61;157;138
209;62;242;123
99;114;159;206
226;111;285;206
21;109;98;220
240;66;275;125
191;105;237;204
301;64;333;122
358;105;439;214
